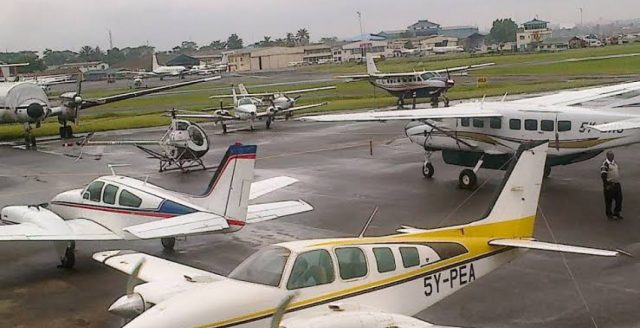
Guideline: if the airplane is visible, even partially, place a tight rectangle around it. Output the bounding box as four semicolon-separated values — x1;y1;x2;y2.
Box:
129;53;189;80
337;53;492;109
301;81;640;189
1;62;76;93
0;143;313;268
189;53;230;75
209;83;336;118
176;85;329;132
430;45;465;54
0;76;220;147
94;141;621;327
81;111;211;173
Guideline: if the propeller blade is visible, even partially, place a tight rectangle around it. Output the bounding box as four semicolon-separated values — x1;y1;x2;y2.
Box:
270;293;296;328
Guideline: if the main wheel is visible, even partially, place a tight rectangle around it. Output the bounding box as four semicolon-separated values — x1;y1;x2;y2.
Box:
59;241;76;269
222;123;228;134
422;162;434;178
266;117;272;129
544;165;551;178
161;237;176;250
458;169;477;189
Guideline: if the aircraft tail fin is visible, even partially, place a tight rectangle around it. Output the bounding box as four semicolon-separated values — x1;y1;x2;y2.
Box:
0;66;10;81
187;144;256;222
232;86;238;105
220;53;229;65
464;141;548;239
152;53;160;71
366;53;379;75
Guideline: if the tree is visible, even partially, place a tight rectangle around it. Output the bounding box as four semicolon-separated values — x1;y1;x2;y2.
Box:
488;18;518;43
319;37;338;45
180;41;198;52
296;28;310;46
93;46;104;61
104;47;125;65
285;33;295;47
208;40;226;50
259;36;273;47
226;34;243;49
78;45;94;61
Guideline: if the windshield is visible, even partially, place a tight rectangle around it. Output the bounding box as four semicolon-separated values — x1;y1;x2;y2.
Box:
228;246;290;287
420;72;440;80
238;98;253;106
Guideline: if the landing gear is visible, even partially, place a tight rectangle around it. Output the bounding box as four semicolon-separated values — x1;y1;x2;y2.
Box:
266;116;272;129
411;92;417;109
161;237;176;250
58;241;76;269
431;96;439;108
285;112;292;120
458;169;478;190
422;152;434;178
59;125;73;139
544;165;551;178
443;95;450;107
23;123;36;148
221;123;228;134
397;94;405;109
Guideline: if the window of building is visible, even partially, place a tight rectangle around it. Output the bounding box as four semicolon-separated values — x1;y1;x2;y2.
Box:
102;184;119;205
400;247;420;268
490;117;502;129
460;118;470;127
558;120;571;132
373;247;396;273
509;119;521;130
287;249;335;290
472;118;484;128
84;181;105;202
335;247;367;280
524;119;538;131
541;120;554;131
119;189;142;208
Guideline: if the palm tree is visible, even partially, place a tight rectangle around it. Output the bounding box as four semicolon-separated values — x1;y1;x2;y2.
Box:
261;36;272;47
296;28;310;46
285;33;295;47
79;45;94;61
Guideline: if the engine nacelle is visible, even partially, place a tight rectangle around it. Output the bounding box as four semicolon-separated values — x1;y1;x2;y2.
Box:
1;205;71;234
15;102;46;123
108;293;147;318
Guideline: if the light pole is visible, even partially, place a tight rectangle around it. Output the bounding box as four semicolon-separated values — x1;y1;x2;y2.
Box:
357;11;364;59
579;7;583;26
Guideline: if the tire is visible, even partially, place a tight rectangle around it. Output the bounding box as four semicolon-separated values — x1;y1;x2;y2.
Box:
458;169;477;189
422;162;434;178
222;124;228;134
544;165;551;178
266;117;272;129
59;242;75;269
161;237;176;250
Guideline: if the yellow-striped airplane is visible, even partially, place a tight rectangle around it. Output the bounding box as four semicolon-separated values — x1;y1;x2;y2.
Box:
94;141;619;328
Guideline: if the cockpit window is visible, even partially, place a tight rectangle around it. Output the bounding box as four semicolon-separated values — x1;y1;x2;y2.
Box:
229;246;290;287
188;126;205;146
238;98;253;106
176;121;189;131
84;181;105;202
420;72;440;80
287;249;335;290
119;189;142;208
102;184;119;205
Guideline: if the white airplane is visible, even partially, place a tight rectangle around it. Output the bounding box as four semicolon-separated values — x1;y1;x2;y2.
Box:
430;46;465;54
1;62;76;93
176;86;329;132
302;81;640;189
130;54;189;80
0;76;219;146
189;53;229;75
0;144;313;268
95;141;620;327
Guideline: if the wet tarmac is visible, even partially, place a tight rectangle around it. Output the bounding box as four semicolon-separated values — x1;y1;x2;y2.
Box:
1;119;639;327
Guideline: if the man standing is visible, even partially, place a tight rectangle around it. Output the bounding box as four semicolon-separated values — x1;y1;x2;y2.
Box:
601;151;623;220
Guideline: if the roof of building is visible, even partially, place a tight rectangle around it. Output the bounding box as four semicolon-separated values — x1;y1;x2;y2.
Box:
440;25;478;31
523;18;549;26
408;19;440;29
249;47;304;57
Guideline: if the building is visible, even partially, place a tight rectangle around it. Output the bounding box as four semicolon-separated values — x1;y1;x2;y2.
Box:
250;47;304;71
439;26;479;39
338;40;392;62
407;20;440;36
303;44;333;64
462;33;487;52
516;18;553;51
418;36;459;50
227;49;252;72
190;49;226;66
372;30;412;39
166;54;199;67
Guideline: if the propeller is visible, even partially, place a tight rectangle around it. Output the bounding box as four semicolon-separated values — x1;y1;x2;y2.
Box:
271;293;296;328
108;258;147;318
72;78;83;125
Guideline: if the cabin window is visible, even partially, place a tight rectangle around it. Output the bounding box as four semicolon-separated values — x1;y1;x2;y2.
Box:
373;247;396;273
524;119;538;131
229;246;290;287
335;247;368;280
287;250;335;290
460;118;470;127
102;184;119;205
119;190;142;208
558;120;571;132
400;247;420;268
490;117;502;129
84;181;105;202
509;119;521;130
472;118;484;128
541;120;554;131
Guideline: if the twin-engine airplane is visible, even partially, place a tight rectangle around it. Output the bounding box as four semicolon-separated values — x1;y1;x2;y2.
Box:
95;141;620;328
0;76;220;147
303;81;640;189
338;53;492;109
0;144;313;268
189;53;230;75
176;84;330;132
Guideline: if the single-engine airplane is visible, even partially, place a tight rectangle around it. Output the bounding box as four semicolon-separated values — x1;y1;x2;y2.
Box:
95;141;620;327
176;85;329;132
0;144;313;268
337;53;492;109
302;81;640;189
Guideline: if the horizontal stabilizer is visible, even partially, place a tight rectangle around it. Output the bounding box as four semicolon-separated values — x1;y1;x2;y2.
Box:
123;212;229;239
250;176;299;200
489;238;619;257
93;250;224;283
247;200;313;223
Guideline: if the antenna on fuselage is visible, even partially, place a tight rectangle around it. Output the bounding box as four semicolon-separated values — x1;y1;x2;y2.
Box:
358;206;379;238
107;163;131;176
501;92;508;102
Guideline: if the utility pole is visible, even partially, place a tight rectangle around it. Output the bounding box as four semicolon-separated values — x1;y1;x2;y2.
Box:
579;7;583;26
357;11;364;59
108;29;113;50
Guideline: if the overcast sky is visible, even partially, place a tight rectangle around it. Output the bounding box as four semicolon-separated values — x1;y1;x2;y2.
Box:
2;0;639;52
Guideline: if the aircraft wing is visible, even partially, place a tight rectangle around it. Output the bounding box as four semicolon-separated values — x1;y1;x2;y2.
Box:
335;74;371;80
257;102;328;118
489;238;619;257
174;112;236;121
78;76;221;110
300;106;501;122
93;250;224;283
210;86;336;99
512;81;640;107
0;218;122;241
123;212;229;239
587;118;640;132
247;200;313;223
